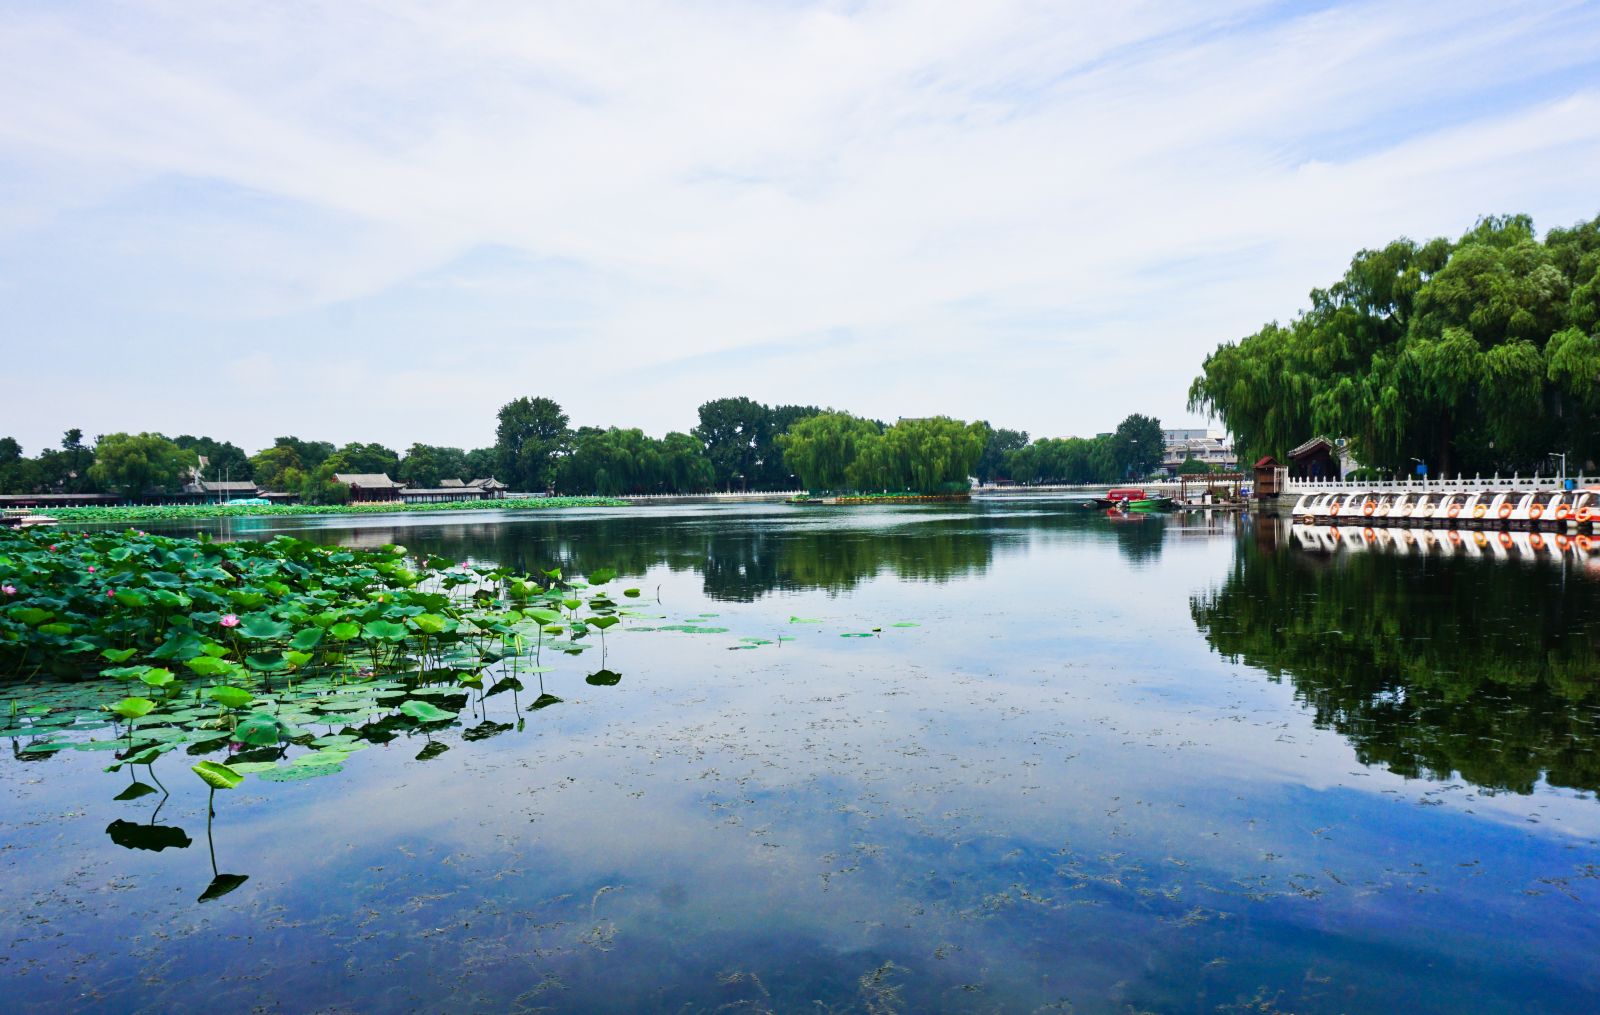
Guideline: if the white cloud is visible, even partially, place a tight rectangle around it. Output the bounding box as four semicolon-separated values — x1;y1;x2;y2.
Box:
1;0;1598;452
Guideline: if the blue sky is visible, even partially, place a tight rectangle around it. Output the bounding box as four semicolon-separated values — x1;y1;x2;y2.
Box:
2;0;1599;454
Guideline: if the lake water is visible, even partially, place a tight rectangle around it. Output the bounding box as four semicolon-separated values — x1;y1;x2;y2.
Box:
4;500;1599;1012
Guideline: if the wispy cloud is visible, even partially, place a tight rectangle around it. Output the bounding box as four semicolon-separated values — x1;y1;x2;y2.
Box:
2;0;1597;451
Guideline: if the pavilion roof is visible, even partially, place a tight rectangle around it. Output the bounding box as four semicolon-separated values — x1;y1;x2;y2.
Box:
333;473;403;488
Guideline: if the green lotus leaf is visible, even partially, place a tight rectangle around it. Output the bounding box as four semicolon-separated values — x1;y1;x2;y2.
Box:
101;647;138;663
589;616;620;631
257;763;341;781
148;589;191;609
191;760;243;790
238;615;291;640
329;621;361;641
623;588;641;598
362;620;409;643
184;656;235;678
410;613;450;635
138;668;176;688
114;590;149;608
289;627;324;650
398;700;457;723
234;712;290;747
149;631;208;661
588;568;617;585
109;696;156;720
206;686;254;710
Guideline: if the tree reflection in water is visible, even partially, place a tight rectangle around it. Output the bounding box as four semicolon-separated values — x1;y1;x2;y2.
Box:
1193;517;1600;794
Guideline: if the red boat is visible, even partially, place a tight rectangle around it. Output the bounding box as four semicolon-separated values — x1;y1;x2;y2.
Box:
1087;487;1146;508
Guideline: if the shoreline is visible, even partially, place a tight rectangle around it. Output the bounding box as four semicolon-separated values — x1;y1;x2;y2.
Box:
37;496;626;524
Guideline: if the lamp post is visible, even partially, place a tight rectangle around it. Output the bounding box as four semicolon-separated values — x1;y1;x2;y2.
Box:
1549;452;1567;485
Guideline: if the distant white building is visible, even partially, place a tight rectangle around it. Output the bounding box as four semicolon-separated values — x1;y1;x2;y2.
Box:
1161;429;1237;475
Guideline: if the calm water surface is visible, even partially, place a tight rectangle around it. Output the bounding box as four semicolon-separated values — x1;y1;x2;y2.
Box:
4;500;1599;1012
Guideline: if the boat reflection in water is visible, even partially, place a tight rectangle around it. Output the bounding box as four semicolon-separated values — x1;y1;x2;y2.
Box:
1291;520;1599;564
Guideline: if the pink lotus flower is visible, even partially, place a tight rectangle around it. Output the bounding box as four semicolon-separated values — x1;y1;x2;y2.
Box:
87;566;96;573
220;614;240;628
106;589;115;598
48;544;58;551
2;585;15;595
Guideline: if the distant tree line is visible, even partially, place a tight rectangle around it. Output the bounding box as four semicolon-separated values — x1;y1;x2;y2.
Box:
1;400;1176;502
994;414;1165;485
1189;213;1600;476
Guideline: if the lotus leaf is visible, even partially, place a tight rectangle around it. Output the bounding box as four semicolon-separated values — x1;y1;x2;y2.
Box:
139;668;176;689
399;700;457;723
191;760;243;790
109;696;157;720
184;656;235;678
362;620;409;642
238;615;291;640
206;686;254;710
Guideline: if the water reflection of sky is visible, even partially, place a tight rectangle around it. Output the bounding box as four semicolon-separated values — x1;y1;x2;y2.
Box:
7;502;1600;1011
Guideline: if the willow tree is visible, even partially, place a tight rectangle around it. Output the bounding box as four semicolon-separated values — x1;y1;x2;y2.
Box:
776;413;987;492
1190;213;1600;474
775;412;882;491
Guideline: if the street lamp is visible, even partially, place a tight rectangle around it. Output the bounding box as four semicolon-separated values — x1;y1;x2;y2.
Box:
1549;452;1567;484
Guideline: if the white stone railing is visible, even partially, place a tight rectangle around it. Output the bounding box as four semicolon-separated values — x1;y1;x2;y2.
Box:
1285;474;1589;493
619;490;806;501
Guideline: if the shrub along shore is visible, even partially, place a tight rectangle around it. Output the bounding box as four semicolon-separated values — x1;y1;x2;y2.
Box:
32;496;625;524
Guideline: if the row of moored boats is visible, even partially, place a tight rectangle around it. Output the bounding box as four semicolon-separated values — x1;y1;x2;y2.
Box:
1294;524;1598;558
1291;489;1598;528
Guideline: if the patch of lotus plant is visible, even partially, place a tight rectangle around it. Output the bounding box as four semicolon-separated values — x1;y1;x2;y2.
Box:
0;526;662;776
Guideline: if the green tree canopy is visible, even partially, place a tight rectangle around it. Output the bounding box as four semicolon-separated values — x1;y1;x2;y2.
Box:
87;433;195;497
776;412;883;490
33;429;97;493
693;397;769;491
271;436;335;471
249;442;303;492
1190;213;1600;474
463;447;499;479
324;442;400;477
1112;414;1163;479
0;437;37;494
554;428;713;495
776;413;985;493
173;435;254;481
496;397;569;492
975;426;1029;484
398;444;468;488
